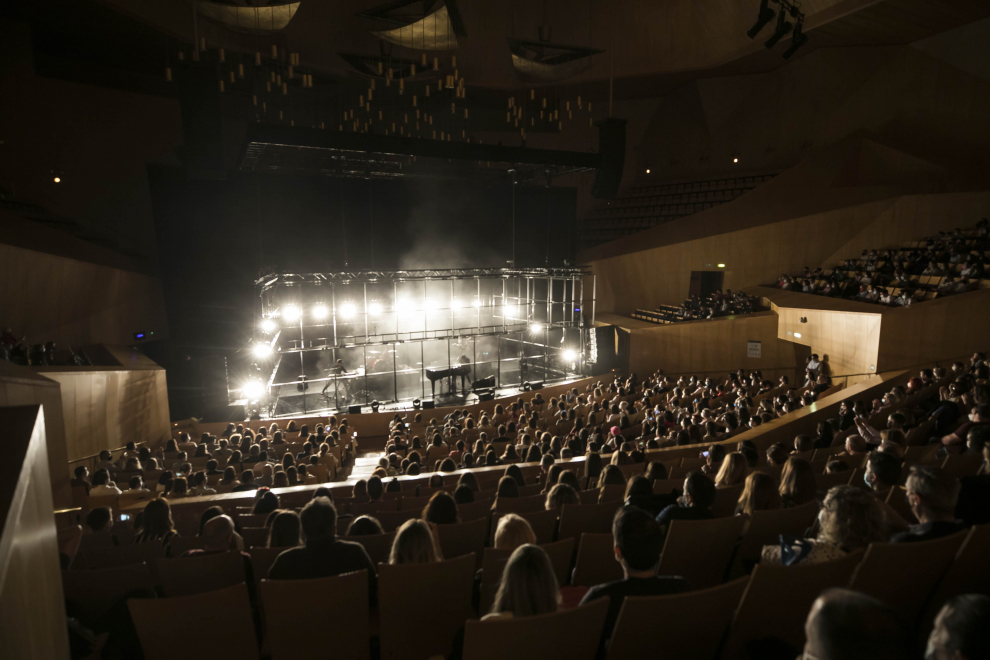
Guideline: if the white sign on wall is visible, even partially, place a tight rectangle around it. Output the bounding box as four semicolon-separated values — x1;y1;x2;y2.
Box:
747;340;762;358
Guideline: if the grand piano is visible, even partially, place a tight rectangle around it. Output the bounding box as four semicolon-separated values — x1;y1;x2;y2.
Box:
426;364;471;398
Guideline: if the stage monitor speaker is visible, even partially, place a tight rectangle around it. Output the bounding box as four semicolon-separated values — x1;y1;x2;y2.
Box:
591;118;627;200
478;390;496;402
422;400;436;409
348;405;362;414
472;376;496;391
225;403;245;421
525;381;544;391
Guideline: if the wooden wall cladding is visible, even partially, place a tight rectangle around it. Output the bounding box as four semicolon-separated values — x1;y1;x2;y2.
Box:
877;287;990;372
0;406;71;660
0;362;70;508
41;366;171;466
0;242;168;347
587;192;990;315
626;311;810;383
771;298;883;383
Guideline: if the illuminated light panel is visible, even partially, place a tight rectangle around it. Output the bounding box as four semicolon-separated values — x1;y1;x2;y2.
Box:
282;305;301;321
242;380;265;399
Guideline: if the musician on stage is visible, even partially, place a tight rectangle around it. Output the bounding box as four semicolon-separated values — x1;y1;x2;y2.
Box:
322;358;348;397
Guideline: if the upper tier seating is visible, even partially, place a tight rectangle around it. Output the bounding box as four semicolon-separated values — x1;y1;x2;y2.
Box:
769;220;990;306
580;173;777;245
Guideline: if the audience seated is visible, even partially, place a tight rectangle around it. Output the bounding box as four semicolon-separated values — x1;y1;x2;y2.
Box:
802;588;910;660
580;506;689;651
771;220;989;307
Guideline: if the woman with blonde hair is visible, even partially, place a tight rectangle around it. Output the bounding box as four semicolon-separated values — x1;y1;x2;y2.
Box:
388;519;440;564
735;471;782;516
488;544;560;618
779;457;818;508
493;513;537;550
714;452;748;488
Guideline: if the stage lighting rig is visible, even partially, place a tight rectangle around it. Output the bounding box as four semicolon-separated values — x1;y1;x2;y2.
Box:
746;0;807;58
764;7;793;49
746;0;776;39
782;15;808;59
251;342;273;358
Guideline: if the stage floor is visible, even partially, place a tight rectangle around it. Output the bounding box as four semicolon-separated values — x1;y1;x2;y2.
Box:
267;375;583;418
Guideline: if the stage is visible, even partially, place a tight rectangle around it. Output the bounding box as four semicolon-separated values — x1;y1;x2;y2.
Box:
234;267;596;417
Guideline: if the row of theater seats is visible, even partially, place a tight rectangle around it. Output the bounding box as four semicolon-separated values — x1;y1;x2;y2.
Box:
67;363;984;658
580;173;777;244
64;455;989;660
770;223;989;306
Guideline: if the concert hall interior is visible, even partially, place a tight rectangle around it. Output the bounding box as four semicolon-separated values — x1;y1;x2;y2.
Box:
3;1;990;659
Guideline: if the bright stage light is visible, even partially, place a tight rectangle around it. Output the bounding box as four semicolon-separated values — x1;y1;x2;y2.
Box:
339;303;356;318
530;323;544;334
473;298;483;308
242;380;265;399
368;301;383;315
282;305;301;321
251;343;272;358
563;349;578;362
260;319;276;333
312;304;329;320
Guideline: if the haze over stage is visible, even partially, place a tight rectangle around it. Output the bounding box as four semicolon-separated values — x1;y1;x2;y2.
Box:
242;268;594;417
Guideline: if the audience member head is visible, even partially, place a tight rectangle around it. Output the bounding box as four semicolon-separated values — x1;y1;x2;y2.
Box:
422;491;459;525
85;507;112;533
300;496;337;545
864;451;902;492
490;545;560;617
253;490;280;515
493;513;537;550
779;457;818;506
201;514;235;552
267;510;301;548
766;442;790;466
367;476;383;501
545;483;580;511
453;485;475;504
681;471;716;510
345;515;384;536
736;471;782;516
794;434;814;453
495;476;520;499
927;594;990;660
139;498;174;537
714;452;748;488
803;588;909;660
612;506;664;575
389;519;439;565
905;466;961;524
819;486;886;552
644;461;668;482
457;471;480;492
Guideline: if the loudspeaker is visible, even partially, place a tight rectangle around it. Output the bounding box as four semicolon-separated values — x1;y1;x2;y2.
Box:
524;381;544;391
422;400;436;409
472;375;496;391
478;390;496;402
348;405;362;414
591;118;627;200
225;403;245;421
